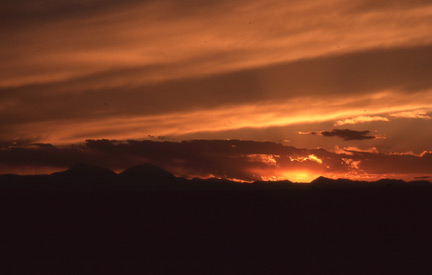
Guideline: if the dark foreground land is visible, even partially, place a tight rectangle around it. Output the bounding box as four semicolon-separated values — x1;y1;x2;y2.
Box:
1;164;432;274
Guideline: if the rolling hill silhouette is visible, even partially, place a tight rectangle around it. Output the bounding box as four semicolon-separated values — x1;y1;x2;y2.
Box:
0;163;430;191
120;163;176;181
5;162;417;191
119;163;178;189
52;163;117;182
1;164;432;273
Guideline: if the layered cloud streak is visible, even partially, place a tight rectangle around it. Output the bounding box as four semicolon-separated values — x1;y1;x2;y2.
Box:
1;0;432;177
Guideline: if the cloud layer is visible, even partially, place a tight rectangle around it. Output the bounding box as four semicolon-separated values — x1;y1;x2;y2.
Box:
301;129;379;141
1;0;432;177
2;45;432;145
1;139;431;182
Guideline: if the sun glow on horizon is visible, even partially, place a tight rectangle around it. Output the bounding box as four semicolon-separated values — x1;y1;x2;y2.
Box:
260;170;320;183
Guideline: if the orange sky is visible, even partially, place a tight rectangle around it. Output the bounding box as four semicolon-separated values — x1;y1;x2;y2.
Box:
1;0;432;181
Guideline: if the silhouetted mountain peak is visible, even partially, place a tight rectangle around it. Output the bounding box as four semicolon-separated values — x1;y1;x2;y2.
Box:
311;176;335;184
53;163;116;179
119;163;175;182
376;178;405;185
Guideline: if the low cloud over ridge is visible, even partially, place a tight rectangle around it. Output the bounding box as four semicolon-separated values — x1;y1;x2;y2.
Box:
0;139;431;181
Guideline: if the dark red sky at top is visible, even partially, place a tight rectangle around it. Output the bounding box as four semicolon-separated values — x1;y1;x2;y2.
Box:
1;0;432;181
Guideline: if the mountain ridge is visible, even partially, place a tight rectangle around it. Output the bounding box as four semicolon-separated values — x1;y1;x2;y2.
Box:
0;164;430;191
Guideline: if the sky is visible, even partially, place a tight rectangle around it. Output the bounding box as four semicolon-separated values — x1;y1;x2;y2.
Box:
1;0;432;181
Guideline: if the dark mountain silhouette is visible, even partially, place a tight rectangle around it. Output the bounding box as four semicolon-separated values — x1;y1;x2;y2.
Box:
0;164;430;191
1;164;432;274
47;163;118;191
311;176;432;188
311;176;368;185
52;163;117;181
117;164;181;190
376;178;408;185
120;163;175;181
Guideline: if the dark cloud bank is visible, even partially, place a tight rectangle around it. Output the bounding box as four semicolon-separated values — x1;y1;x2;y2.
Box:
1;139;431;180
309;129;377;141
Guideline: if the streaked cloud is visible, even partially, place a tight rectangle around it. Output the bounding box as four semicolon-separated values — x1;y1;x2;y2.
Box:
2;47;432;145
341;146;379;154
1;0;432;178
334;116;390;126
389;111;432;119
2;0;432;87
335;110;432;126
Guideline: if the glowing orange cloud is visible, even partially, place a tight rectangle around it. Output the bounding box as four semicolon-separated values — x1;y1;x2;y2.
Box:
334;116;390;126
2;0;432;88
1;0;432;181
3;90;431;146
289;155;323;165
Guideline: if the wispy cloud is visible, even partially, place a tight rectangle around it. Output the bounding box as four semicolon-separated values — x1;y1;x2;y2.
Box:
334;116;389;126
1;0;432;168
334;109;432;126
389;111;432;119
2;0;432;87
2;47;432;144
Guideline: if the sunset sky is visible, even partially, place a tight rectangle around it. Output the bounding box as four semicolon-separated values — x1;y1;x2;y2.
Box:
1;0;432;181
